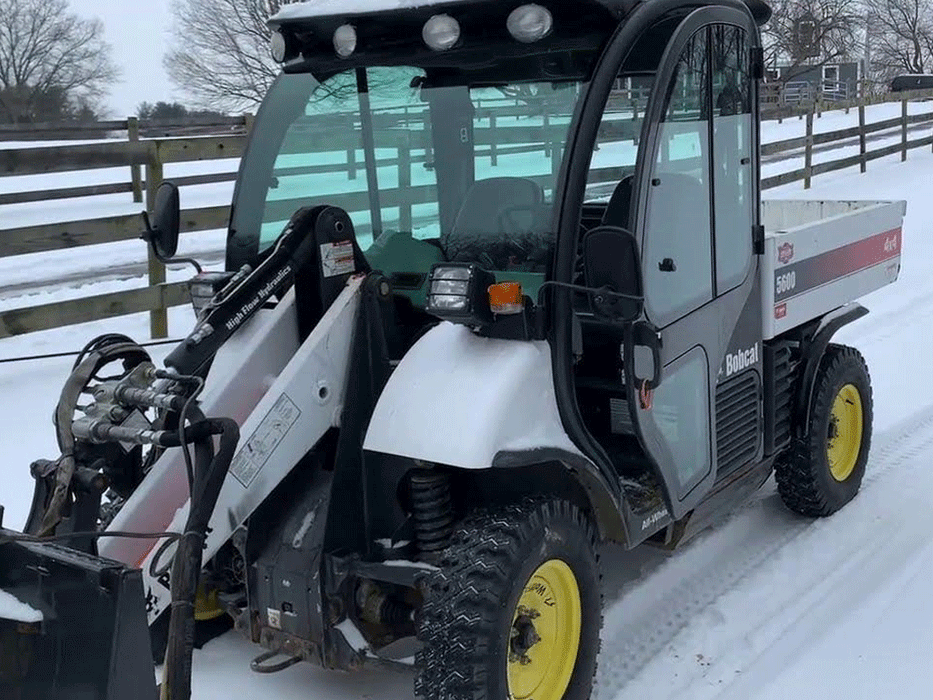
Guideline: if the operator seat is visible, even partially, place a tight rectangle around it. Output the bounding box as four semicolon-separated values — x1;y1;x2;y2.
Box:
601;175;635;230
442;177;544;261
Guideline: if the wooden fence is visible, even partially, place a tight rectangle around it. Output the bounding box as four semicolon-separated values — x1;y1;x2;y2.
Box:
1;96;931;341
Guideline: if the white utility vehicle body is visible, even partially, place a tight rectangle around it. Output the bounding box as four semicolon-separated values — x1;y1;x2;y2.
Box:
761;200;905;338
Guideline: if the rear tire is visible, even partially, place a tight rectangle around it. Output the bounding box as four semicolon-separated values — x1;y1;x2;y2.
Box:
415;498;601;700
775;344;873;516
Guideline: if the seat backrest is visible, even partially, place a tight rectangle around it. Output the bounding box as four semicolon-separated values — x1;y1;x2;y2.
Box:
601;175;635;230
442;177;544;259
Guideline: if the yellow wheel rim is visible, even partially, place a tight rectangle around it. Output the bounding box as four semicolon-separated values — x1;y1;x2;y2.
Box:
827;383;864;482
506;559;581;700
194;581;225;622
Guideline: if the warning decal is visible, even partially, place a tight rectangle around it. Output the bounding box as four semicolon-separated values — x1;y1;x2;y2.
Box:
320;241;355;278
230;393;301;488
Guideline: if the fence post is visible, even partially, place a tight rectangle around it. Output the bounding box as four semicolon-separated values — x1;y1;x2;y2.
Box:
423;110;434;167
399;135;412;233
244;112;255;134
804;110;814;189
490;112;498;167
858;102;867;174
145;146;168;339
551;136;562;179
128;117;143;204
348;146;357;180
902;96;908;162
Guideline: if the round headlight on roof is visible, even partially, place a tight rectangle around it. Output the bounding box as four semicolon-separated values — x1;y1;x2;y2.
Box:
423;14;461;51
270;30;288;63
333;24;358;59
507;4;554;43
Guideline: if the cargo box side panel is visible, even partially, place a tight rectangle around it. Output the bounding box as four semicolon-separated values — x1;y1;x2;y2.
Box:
761;200;905;338
761;199;881;230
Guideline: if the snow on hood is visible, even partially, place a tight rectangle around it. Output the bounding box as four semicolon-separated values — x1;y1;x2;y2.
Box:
271;0;468;22
0;589;42;623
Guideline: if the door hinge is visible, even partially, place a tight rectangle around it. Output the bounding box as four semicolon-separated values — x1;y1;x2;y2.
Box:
750;46;765;81
753;224;765;254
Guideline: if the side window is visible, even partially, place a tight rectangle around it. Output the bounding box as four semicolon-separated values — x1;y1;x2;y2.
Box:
712;25;753;293
643;28;712;326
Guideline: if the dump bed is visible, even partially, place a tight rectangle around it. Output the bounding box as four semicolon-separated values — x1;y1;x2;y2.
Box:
760;199;906;339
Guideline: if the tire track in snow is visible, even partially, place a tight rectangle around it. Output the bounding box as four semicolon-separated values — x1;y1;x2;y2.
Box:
593;400;933;700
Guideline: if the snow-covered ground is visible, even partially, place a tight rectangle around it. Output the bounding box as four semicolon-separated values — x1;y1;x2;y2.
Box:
2;109;933;698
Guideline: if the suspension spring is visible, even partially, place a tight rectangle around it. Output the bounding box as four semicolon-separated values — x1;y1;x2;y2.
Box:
409;468;454;555
379;597;414;628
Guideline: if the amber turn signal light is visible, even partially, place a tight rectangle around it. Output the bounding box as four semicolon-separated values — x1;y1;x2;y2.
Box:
488;282;524;315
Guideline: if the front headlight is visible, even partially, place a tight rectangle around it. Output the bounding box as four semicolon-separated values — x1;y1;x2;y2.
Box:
426;263;494;325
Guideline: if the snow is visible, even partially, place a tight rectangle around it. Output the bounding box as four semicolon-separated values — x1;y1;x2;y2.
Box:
334;618;370;653
382;559;439;570
0;589;42;623
271;0;466;22
4;106;933;698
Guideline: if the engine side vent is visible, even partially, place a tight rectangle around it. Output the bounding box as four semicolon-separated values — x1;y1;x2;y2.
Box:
764;342;795;455
715;370;761;479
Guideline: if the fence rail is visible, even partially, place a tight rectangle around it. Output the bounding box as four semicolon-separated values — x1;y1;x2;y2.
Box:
1;96;931;340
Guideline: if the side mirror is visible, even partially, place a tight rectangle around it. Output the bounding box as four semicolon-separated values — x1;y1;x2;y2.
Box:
145;182;181;259
583;226;644;323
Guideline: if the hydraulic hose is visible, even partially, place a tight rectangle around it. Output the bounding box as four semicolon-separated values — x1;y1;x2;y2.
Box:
160;416;239;700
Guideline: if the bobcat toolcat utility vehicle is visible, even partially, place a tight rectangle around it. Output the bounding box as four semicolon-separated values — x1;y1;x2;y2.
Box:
1;0;906;699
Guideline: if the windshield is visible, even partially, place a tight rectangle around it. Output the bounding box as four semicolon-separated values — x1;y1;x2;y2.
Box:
228;67;583;290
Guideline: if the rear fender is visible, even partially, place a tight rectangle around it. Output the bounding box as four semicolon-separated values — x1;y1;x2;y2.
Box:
795;302;868;435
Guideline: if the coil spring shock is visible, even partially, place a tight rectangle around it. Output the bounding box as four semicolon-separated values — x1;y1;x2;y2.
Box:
409;468;454;555
357;581;415;631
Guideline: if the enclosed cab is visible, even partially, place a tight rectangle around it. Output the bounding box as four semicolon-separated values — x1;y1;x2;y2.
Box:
9;1;905;700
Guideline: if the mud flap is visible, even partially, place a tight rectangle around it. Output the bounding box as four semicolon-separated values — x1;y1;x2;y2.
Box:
0;529;157;700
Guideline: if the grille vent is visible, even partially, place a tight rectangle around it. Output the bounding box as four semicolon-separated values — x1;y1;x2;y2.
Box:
715;370;761;477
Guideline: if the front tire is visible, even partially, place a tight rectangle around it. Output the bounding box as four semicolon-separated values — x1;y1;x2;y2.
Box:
415;498;601;700
775;344;873;516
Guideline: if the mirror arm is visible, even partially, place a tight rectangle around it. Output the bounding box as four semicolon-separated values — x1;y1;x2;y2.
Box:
140;210;203;274
535;280;642;308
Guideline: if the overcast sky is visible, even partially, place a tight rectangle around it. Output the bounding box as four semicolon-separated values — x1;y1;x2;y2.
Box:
82;0;177;117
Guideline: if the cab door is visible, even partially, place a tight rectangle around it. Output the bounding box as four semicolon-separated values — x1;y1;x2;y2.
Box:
625;8;759;518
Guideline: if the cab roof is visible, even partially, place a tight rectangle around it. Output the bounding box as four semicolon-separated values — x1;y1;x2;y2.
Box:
266;0;770;77
269;0;770;26
270;0;633;23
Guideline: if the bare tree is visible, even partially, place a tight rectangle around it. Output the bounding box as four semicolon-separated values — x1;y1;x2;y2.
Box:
166;0;292;112
0;0;118;123
762;0;863;82
866;0;933;78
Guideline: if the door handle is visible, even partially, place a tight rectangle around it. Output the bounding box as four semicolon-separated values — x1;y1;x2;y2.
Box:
625;321;663;391
659;258;677;272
